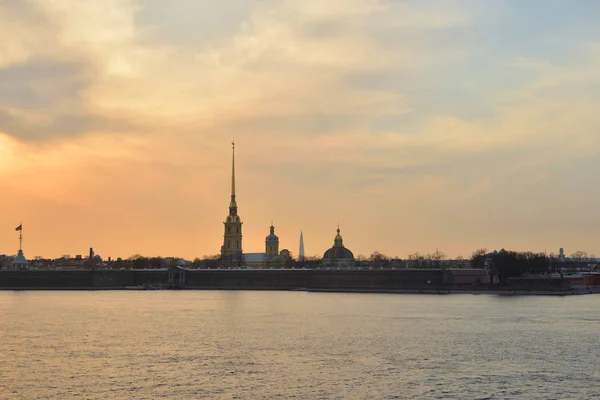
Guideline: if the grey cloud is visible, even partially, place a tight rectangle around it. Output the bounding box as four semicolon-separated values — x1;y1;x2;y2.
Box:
0;108;133;140
134;0;261;45
248;140;567;197
226;114;376;137
0;2;138;141
0;60;86;109
0;59;132;140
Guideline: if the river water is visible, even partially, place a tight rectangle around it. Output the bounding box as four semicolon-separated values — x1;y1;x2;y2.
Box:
1;291;598;399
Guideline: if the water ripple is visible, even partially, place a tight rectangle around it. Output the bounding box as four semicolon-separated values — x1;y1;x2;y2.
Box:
1;291;599;399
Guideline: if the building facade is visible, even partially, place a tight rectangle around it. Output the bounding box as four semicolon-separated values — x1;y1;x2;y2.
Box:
265;224;279;257
244;224;290;268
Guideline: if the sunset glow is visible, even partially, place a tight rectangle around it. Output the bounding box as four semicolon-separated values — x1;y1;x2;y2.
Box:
1;1;599;260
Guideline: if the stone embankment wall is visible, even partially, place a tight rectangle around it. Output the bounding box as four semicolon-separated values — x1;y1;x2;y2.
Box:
185;269;309;289
0;268;572;293
0;269;451;290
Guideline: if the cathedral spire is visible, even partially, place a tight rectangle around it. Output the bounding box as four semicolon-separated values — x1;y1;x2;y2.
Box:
229;141;237;214
231;141;236;199
222;141;243;259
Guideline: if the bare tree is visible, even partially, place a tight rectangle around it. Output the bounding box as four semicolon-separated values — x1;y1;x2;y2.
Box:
303;255;321;268
470;248;488;268
369;251;389;267
570;250;588;264
431;249;446;261
407;252;422;267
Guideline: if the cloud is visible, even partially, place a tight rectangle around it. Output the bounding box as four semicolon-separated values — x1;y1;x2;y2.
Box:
0;0;472;142
1;1;600;258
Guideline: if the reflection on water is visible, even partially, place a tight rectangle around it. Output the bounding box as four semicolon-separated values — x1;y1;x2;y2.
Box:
1;291;599;399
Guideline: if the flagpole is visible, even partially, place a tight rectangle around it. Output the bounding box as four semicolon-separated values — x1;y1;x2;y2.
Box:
19;222;22;251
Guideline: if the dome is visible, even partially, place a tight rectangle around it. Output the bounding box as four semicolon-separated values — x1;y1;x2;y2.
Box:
266;233;278;241
322;226;354;260
265;224;278;242
323;246;354;259
12;249;27;265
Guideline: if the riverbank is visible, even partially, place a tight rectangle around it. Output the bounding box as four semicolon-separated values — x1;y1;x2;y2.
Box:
306;287;600;296
1;268;593;295
2;286;598;295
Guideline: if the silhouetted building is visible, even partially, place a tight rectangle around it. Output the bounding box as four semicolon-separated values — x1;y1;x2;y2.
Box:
245;224;291;268
299;231;305;262
322;226;355;268
221;142;243;260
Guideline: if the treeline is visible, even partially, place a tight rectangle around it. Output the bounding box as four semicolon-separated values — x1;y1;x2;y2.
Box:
95;249;587;281
108;255;212;269
470;249;551;283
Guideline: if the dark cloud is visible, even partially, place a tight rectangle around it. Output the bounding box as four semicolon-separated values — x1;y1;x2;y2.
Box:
0;108;133;140
0;60;132;140
0;60;86;108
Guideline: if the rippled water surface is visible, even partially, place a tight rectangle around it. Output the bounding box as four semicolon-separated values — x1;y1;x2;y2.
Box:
1;291;599;399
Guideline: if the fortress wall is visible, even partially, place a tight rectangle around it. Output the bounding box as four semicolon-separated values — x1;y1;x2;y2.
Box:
443;269;490;285
506;277;571;290
186;269;310;289
1;268;504;291
133;270;169;285
0;270;95;288
309;269;446;290
93;270;135;287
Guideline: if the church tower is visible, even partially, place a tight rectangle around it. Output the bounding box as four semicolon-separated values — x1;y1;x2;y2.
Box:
221;141;243;258
265;223;279;257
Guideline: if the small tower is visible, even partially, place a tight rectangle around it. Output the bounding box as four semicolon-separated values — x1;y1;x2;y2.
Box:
265;223;279;257
221;141;243;258
11;223;28;270
299;231;305;262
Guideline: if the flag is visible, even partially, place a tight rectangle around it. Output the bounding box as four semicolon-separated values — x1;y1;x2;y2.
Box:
15;224;22;231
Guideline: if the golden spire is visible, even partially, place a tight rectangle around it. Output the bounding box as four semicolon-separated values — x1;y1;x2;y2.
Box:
231;140;236;198
228;141;238;212
334;224;343;247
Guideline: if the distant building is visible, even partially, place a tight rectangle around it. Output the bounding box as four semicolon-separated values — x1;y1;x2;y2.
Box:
299;231;305;262
244;224;291;268
217;143;295;268
220;142;243;261
266;224;279;257
11;249;28;270
0;254;9;270
10;226;28;270
321;227;355;268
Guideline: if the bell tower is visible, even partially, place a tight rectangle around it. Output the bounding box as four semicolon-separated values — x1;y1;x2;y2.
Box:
221;141;243;258
265;223;279;257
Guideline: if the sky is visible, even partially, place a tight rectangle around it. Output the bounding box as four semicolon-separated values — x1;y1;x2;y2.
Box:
1;0;600;260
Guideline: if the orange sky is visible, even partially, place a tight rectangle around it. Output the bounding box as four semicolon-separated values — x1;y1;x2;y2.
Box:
1;1;600;260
